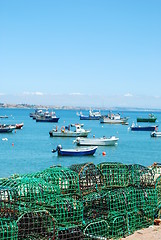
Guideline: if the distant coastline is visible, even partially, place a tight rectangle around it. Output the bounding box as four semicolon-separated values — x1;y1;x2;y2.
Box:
0;103;161;112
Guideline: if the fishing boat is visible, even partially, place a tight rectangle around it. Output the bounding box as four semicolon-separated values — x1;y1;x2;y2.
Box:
79;110;101;120
49;123;91;137
36;111;59;122
100;112;129;124
151;131;161;137
137;113;157;123
74;136;119;146
130;122;158;131
0;125;14;133
52;145;97;156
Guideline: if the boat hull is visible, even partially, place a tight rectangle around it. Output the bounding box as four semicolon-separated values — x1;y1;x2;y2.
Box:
76;137;119;146
80;115;100;120
49;131;89;137
36;117;59;122
0;127;13;133
49;130;90;137
57;147;97;156
100;118;128;124
137;118;157;123
131;126;157;131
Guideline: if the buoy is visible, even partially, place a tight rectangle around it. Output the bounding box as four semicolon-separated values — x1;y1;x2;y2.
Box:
102;151;106;156
12;143;14;146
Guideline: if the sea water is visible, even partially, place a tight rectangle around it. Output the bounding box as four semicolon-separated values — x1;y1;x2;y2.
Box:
0;108;161;178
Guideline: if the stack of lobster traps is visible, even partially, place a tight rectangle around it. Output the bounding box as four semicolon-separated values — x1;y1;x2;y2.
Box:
0;161;159;239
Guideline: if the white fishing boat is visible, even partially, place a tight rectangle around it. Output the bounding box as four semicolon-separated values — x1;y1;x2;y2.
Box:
100;112;129;124
74;136;119;146
49;123;91;137
151;131;161;137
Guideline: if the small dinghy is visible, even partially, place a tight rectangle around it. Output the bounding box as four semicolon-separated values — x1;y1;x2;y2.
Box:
52;145;97;156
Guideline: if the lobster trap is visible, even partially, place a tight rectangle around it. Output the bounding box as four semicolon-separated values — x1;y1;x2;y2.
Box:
128;164;155;187
128;207;155;233
107;211;128;239
42;194;84;228
70;162;104;195
0;177;59;210
97;162;129;188
135;187;157;210
36;166;80;195
83;218;109;240
16;210;57;240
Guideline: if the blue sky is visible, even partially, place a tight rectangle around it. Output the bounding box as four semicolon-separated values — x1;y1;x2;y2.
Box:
0;0;161;108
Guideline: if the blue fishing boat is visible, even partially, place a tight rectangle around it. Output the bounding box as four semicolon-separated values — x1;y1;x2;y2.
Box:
79;110;101;120
130;122;158;131
52;145;97;156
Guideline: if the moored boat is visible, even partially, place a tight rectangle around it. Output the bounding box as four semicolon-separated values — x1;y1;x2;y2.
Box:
52;145;97;156
100;112;129;124
79;110;101;120
130;122;158;131
49;123;91;137
137;113;157;123
36;111;59;122
74;136;119;146
0;125;14;133
151;131;161;137
0;115;8;118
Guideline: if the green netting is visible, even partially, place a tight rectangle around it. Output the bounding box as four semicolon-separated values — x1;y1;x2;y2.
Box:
41;194;83;228
101;187;136;213
83;218;109;240
155;175;161;210
107;211;128;239
0;186;19;219
16;210;57;240
0;219;18;240
12;166;80;196
35;166;80;195
135;187;157;210
0;161;159;240
128;207;155;234
70;162;104;195
58;226;83;239
0;177;59;209
97;162;129;188
128;164;155;187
